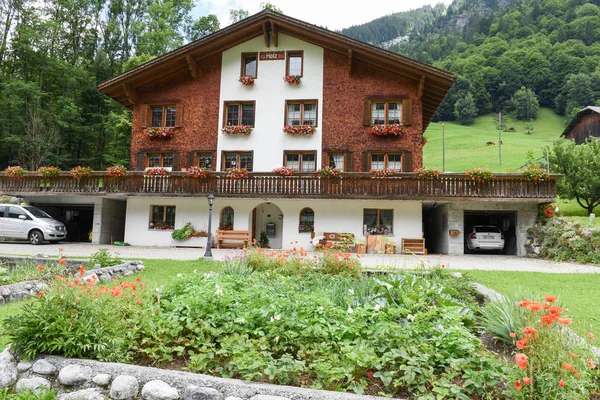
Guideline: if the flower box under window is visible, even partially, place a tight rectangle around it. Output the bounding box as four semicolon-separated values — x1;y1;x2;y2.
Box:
370;124;403;137
222;125;253;136
144;127;174;139
283;125;315;136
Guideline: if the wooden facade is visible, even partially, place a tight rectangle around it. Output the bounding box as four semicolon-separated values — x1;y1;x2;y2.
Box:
561;106;600;144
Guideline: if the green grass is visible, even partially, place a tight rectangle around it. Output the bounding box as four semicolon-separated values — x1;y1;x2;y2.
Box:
466;271;600;339
424;108;564;172
555;198;600;227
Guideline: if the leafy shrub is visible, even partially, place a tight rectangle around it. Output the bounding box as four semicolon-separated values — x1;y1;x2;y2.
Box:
528;218;600;264
466;167;494;183
87;248;121;268
171;222;207;240
481;296;527;343
0;389;57;399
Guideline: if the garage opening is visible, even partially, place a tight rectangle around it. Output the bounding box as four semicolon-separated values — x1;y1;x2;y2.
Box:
464;211;517;255
34;204;94;243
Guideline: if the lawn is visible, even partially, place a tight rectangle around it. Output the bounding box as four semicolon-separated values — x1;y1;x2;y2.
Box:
466;270;600;339
423;108;564;172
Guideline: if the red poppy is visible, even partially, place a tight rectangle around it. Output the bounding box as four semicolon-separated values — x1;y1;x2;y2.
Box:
59;258;66;265
588;359;596;369
523;326;538;335
514;380;522;390
37;291;44;297
544;295;557;303
526;302;542;312
588;332;596;341
37;265;45;271
509;332;516;338
562;362;574;371
569;352;579;358
558;379;564;387
558;318;572;325
79;266;86;276
515;353;528;370
522;377;531;386
516;339;527;350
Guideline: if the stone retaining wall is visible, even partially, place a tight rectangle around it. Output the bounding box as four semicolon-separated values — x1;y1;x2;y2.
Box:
0;349;392;400
0;280;47;306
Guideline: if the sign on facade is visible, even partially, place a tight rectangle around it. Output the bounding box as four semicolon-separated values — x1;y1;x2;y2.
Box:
259;51;285;61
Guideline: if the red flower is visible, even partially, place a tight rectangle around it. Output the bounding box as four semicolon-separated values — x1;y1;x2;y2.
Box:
37;291;44;297
588;332;596;341
558;379;564;387
522;377;531;386
514;380;522;390
526;302;542;312
515;353;528;370
509;332;516;338
37;265;45;271
569;352;579;358
516;339;527;350
523;326;538;335
562;362;574;371
79;266;86;276
588;359;596;369
366;371;374;379
544;295;557;303
558;318;572;325
59;258;67;265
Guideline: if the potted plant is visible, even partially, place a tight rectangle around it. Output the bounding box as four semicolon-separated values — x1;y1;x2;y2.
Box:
298;221;314;233
70;166;93;180
238;75;255;86
283;125;315;136
273;166;296;176
222;125;253;136
144;167;168;176
106;165;127;178
5;166;26;180
522;167;549;183
466;168;494;184
283;75;301;85
225;167;249;179
143;127;174;139
171;222;208;248
370;124;403;137
186;166;208;179
258;232;270;248
38;166;61;178
370;168;397;178
318;166;340;179
415;167;442;179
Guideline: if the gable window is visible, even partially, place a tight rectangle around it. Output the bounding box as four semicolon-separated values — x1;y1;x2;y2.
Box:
299;208;314;233
370;153;401;170
151;105;177;127
241;53;258;78
150;205;175;230
194;152;213;169
220;206;234;230
223;152;253;171
225;102;255;127
286;51;303;76
363;209;393;235
146;152;174;168
371;101;401;125
285;151;316;172
328;153;345;171
286;100;317;126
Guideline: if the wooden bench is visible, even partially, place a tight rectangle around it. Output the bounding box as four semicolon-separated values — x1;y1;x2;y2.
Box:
401;238;426;255
311;232;355;249
216;230;250;249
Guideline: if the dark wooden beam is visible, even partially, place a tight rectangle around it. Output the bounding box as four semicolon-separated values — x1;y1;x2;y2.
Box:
122;84;138;105
418;75;425;98
347;49;353;76
262;22;270;47
270;21;278;47
185;55;202;80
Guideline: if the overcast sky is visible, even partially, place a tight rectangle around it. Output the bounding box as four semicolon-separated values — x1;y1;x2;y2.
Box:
194;0;453;31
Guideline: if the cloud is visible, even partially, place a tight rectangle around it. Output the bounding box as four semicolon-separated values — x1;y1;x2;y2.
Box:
194;0;453;31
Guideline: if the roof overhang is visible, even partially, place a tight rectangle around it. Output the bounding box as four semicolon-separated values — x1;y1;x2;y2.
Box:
98;9;454;130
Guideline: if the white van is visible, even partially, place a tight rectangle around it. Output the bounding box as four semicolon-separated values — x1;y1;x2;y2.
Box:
0;204;67;245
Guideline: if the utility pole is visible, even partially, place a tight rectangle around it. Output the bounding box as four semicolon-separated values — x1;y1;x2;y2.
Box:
498;112;502;166
442;122;445;172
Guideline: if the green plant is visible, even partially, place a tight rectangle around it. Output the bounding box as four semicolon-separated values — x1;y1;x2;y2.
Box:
69;166;93;180
481;295;527;343
415;167;442;179
318;166;340;178
4;166;26;179
521;167;549;183
37;166;61;178
172;222;207;240
466;167;494;183
0;388;58;399
186;166;208;178
106;165;127;178
88;248;121;268
258;232;270;248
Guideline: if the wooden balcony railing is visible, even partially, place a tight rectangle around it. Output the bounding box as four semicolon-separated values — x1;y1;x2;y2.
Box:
0;172;559;201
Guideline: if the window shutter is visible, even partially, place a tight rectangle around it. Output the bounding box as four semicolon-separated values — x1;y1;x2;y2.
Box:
173;152;180;170
346;152;353;172
187;152;195;167
402;151;412;172
136;152;145;171
402;99;413;126
362;152;370;171
140;105;148;128
362;99;372;126
175;103;184;127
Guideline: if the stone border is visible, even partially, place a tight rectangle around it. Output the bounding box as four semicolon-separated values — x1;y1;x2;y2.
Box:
0;349;396;400
0;280;47;306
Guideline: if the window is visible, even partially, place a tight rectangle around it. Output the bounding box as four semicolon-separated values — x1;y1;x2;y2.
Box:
223;152;253;171
146;153;174;168
151;105;177;127
370;153;402;170
363;209;393;235
285;100;317;126
286;51;303;76
224;102;255;127
7;207;27;219
285;151;316;172
150;205;176;230
328;153;345;171
371;101;401;125
241;53;258;78
194;152;213;169
299;208;314;233
220;206;234;230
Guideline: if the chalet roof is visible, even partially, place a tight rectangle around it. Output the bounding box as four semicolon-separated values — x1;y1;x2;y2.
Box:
561;106;600;137
98;9;454;130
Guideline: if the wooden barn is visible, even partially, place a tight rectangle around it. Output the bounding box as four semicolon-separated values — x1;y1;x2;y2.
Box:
561;106;600;144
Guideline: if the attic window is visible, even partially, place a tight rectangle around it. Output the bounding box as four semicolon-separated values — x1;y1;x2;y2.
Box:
286;51;303;77
242;53;258;78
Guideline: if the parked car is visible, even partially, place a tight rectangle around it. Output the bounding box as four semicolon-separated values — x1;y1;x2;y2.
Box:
465;225;504;252
0;204;66;245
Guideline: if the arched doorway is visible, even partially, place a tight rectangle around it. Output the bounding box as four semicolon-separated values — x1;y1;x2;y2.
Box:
250;202;283;249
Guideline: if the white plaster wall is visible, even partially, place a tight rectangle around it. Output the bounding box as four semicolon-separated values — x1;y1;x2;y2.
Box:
218;34;324;172
125;197;422;249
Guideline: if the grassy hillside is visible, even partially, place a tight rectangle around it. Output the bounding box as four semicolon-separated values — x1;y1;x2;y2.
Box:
423;108;565;172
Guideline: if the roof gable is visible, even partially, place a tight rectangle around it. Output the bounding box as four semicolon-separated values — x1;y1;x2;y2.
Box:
561;106;600;137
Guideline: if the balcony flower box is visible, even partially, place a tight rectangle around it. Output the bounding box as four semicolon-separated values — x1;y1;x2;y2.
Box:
415;167;442;179
225;167;249;179
5;166;26;180
222;125;252;136
283;75;301;85
70;166;92;180
466;168;494;184
106;165;127;178
521;167;549;183
38;166;61;178
144;167;168;176
370;124;403;137
187;166;208;179
144;127;174;139
319;166;340;179
238;75;255;86
273;166;295;176
283;125;315;136
370;168;397;178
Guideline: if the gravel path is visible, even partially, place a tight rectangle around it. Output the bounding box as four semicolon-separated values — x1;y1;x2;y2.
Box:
0;241;598;273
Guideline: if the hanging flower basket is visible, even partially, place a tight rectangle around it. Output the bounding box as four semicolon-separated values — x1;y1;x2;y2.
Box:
144;127;174;139
238;76;255;86
370;124;403;137
225;167;249;179
5;166;26;180
70;166;93;180
222;125;253;136
466;168;494;183
38;166;61;178
144;167;168;176
370;168;397;178
415;167;442;179
283;75;301;85
521;167;549;183
283;125;315;136
319;166;340;179
272;166;296;176
187;166;208;179
106;165;127;178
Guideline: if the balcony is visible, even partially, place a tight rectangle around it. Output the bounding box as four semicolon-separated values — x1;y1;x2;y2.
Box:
0;172;559;202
